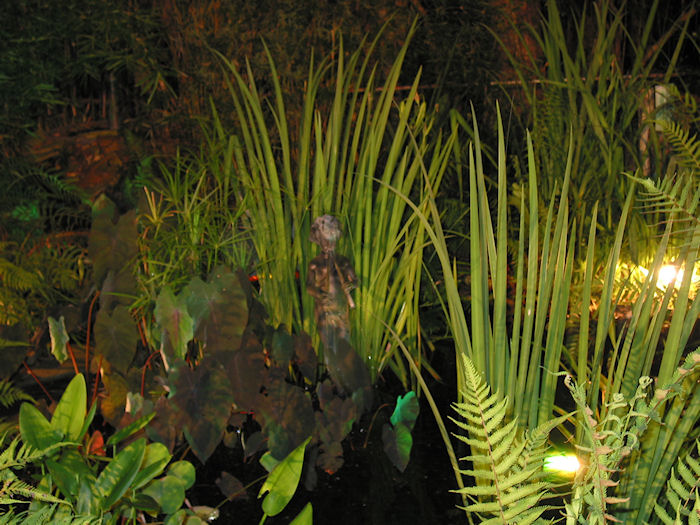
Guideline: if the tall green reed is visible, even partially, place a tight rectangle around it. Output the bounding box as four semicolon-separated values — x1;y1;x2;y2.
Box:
209;23;456;384
492;0;694;263
377;104;577;505
395;102;698;521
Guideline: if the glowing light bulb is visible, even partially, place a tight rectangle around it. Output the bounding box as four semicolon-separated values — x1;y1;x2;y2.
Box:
657;265;682;289
544;454;580;474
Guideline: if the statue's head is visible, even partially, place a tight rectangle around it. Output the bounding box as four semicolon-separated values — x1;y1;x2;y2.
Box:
310;214;342;252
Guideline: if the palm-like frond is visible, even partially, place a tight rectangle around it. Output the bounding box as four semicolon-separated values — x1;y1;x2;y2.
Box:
654;441;700;525
450;353;553;524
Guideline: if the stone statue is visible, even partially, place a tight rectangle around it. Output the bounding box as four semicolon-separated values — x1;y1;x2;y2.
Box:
307;215;370;408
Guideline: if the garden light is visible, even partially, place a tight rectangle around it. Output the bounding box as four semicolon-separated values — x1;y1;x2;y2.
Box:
657;264;682;289
544;454;581;474
636;262;700;293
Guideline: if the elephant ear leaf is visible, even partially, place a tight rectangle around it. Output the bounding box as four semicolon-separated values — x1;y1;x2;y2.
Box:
383;391;419;472
88;197;137;284
390;391;419;430
48;316;69;364
259;436;311;517
171;358;233;463
94;305;139;374
155;286;193;362
183;267;248;355
382;422;413;473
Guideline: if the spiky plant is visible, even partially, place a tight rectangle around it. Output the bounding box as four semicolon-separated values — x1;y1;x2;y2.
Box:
207;22;456;385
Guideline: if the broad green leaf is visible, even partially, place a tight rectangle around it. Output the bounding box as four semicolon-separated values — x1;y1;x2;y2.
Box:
389;391;419;431
19;402;61;450
77;477;100;516
155;286;193;360
78;401;98;445
106;412;155;447
93;305;139;374
46;450;94;499
96;437;146;511
50;373;87;442
131;442;172;490
259;451;280;473
258;436;311;516
290;502;313;525
142;475;186;515
48;316;69;364
167;461;196;490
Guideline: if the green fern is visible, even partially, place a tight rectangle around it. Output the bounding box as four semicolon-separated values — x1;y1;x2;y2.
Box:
629;106;700;243
450;354;554;524
654;441;700;525
0;380;34;410
0;506;102;525
0;435;67;506
658;118;700;176
0;247;42;292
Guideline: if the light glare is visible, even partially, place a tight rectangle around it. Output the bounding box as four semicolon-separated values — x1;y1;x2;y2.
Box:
657;265;682;288
544;454;580;473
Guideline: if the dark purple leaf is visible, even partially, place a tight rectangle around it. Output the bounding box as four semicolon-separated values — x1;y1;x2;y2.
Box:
382;422;413;473
88;196;137;283
259;378;314;460
94;305;139;374
317;441;344;474
200;268;248;355
293;332;317;382
171;358;233;463
227;333;267;414
216;471;248;501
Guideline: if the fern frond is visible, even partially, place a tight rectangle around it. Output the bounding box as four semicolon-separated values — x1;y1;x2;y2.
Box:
0;474;64;505
0;505;100;525
0;434;70;473
565;375;655;524
450;354;554;524
0;255;42;293
0;380;34;409
658;119;700;176
654;441;700;524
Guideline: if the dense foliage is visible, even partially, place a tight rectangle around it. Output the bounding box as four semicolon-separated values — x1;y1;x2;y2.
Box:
0;0;698;523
